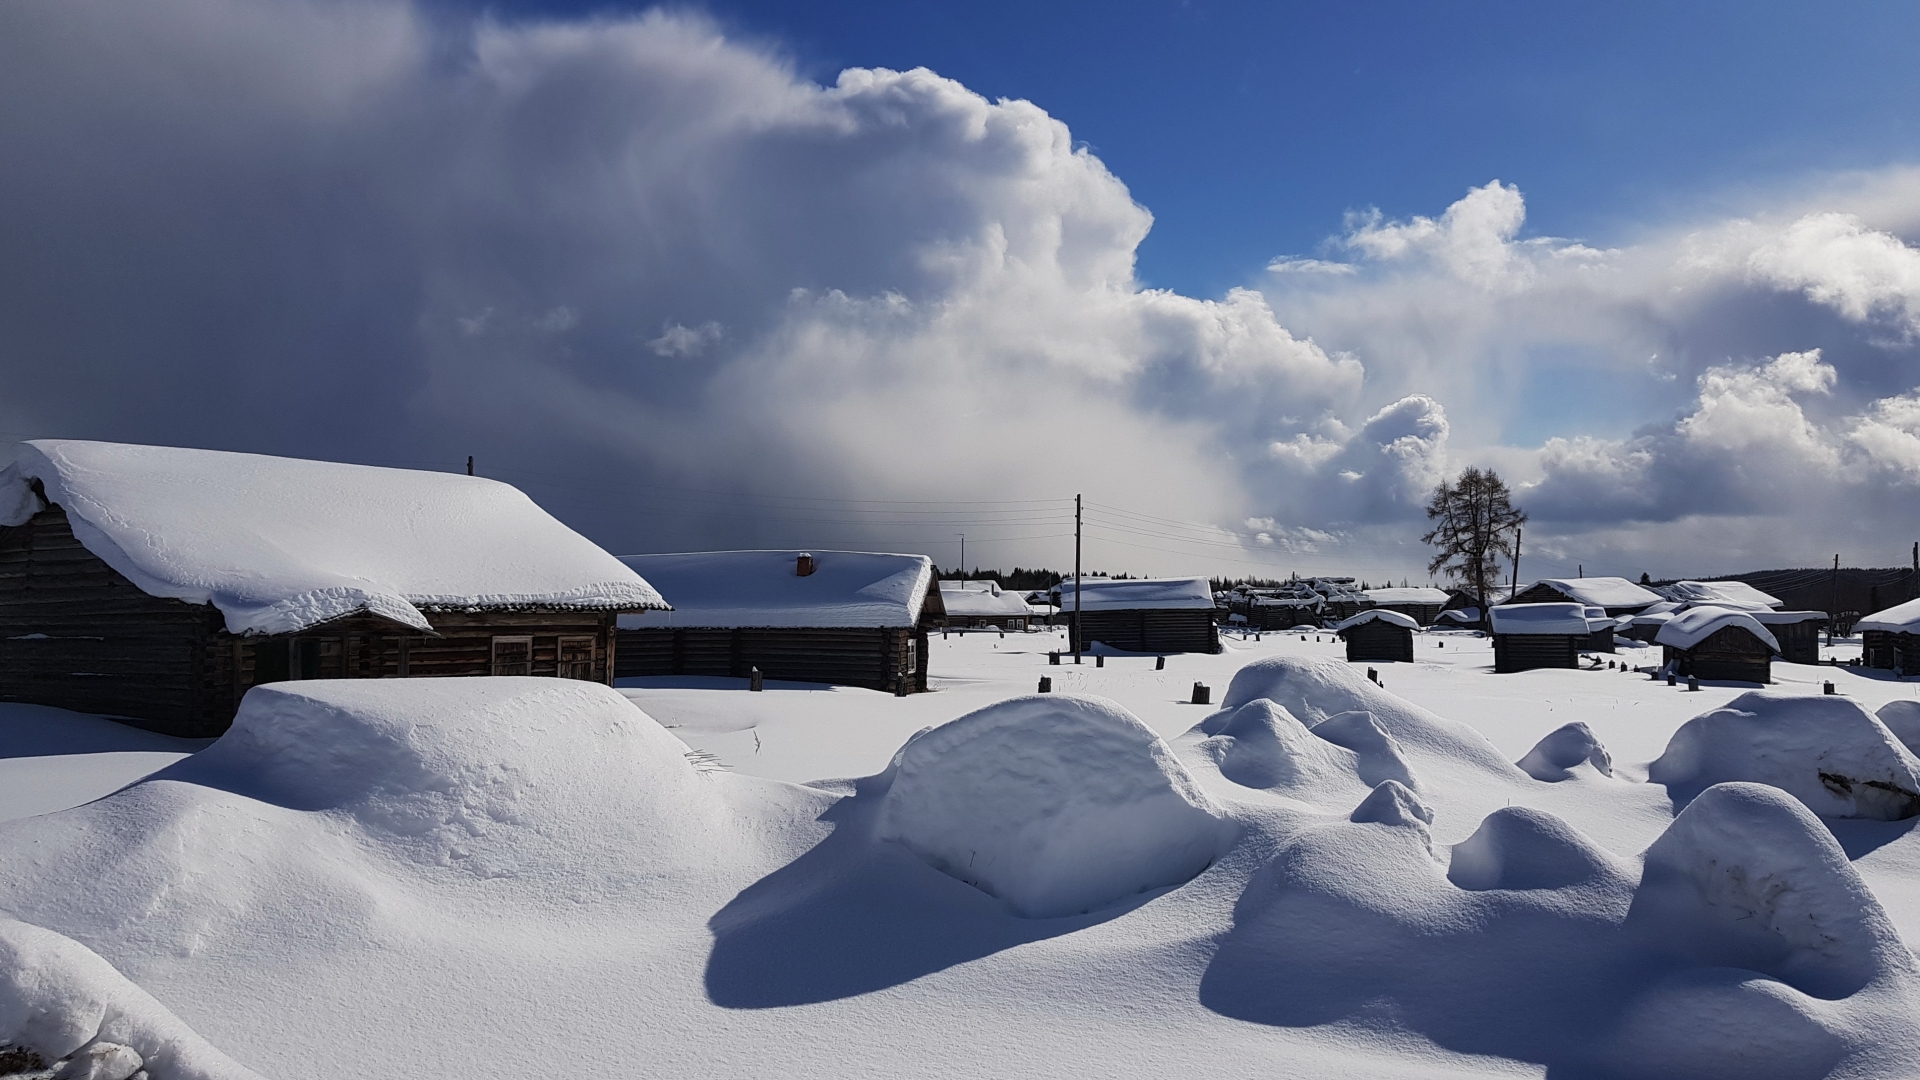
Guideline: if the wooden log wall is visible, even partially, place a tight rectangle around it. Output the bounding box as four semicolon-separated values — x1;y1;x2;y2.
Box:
614;627;923;692
1070;610;1219;654
1342;621;1414;663
2;505;619;737
1771;621;1824;665
1493;633;1579;673
1666;626;1772;683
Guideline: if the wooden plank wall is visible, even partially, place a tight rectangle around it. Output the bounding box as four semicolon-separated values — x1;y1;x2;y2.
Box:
1070;610;1219;654
614;627;921;692
1493;634;1579;673
1342;621;1413;662
1667;626;1772;683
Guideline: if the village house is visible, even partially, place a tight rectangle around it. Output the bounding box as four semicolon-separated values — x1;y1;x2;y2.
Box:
1488;602;1589;673
937;579;1032;631
1050;576;1220;654
1857;599;1920;673
1656;606;1778;684
1654;580;1784;610
0;440;665;737
1507;577;1664;617
615;550;939;693
1362;586;1451;626
1749;610;1828;665
1335;608;1417;663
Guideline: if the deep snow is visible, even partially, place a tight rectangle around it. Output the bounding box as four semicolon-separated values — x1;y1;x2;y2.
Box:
8;627;1920;1077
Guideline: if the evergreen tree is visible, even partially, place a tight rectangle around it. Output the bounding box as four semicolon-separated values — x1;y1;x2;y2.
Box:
1421;467;1526;629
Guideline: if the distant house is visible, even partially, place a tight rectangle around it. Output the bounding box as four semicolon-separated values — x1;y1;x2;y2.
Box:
1363;587;1451;626
1335;609;1417;663
1655;580;1783;610
615;550;939;693
1489;603;1589;673
1433;607;1480;630
0;440;665;737
1508;577;1663;617
938;580;1031;630
1050;577;1220;654
1582;606;1622;654
1750;610;1827;665
1657;607;1778;684
1623;604;1682;644
1857;600;1920;673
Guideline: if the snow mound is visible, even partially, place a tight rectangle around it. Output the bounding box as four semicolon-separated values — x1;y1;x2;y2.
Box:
162;678;732;882
1447;806;1630;891
1194;699;1371;801
875;694;1232;918
0;918;262;1080
1350;780;1432;829
1628;782;1912;999
1516;722;1614;781
1875;699;1920;758
1598;970;1846;1080
1648;692;1920;819
1218;656;1517;776
1309;710;1417;790
1333;608;1417;631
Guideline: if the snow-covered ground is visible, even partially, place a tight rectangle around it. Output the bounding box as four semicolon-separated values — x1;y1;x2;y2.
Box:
5;626;1920;1078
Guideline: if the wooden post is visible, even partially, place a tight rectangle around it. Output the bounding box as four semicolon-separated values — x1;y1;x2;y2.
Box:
1073;494;1082;661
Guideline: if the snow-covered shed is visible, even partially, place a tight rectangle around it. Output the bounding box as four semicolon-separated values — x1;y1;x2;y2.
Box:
1750;609;1828;665
1334;609;1417;663
1581;606;1624;654
0;440;666;736
1049;577;1220;654
1623;604;1681;644
615;550;938;692
1858;600;1920;673
1362;586;1451;626
1488;603;1588;673
937;580;1033;630
1656;607;1778;684
1656;579;1783;610
1507;577;1663;616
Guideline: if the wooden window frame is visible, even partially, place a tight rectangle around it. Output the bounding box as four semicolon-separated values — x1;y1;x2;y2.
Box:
491;635;533;677
556;635;596;681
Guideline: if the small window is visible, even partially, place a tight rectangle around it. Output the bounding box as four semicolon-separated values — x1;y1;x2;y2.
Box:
904;638;917;675
491;636;533;677
557;636;596;680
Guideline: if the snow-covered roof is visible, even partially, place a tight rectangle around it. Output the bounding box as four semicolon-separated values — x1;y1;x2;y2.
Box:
1521;577;1663;609
939;580;1033;618
1750;610;1828;626
1364;587;1451;605
1655;606;1780;653
617;550;932;629
1857;599;1920;635
1335;609;1419;632
1660;580;1783;610
1630;610;1677;627
1435;606;1480;623
1049;577;1215;611
0;440;665;636
1488;603;1591;636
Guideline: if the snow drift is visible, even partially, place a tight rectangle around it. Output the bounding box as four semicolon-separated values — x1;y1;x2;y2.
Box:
0;918;263;1080
875;695;1231;918
1193;699;1374;802
1517;722;1614;782
1649;692;1920;819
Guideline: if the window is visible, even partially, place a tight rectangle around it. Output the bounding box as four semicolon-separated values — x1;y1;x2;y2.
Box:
557;636;596;680
491;636;532;677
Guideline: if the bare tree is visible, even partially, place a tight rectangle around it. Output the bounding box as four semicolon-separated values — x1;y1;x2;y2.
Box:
1421;467;1526;629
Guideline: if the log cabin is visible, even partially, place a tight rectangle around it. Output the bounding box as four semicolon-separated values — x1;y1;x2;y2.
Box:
1335;609;1417;663
1656;607;1778;684
938;580;1032;630
1362;587;1451;627
0;440;667;737
1857;600;1920;673
1050;577;1220;654
1508;577;1664;617
1750;610;1827;665
1488;603;1588;673
615;550;939;693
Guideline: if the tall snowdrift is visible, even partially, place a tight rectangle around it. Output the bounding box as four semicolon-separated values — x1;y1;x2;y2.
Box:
1649;692;1920;819
875;695;1231;918
1217;656;1520;778
1875;700;1920;758
0;918;263;1080
1193;699;1374;802
1516;722;1614;782
0;440;664;636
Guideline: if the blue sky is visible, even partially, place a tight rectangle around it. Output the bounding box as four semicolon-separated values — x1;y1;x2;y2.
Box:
8;0;1920;580
474;0;1920;297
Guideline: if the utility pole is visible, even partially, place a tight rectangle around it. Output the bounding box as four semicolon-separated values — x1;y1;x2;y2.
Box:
1073;494;1083;663
466;455;474;476
958;533;965;583
1911;541;1917;602
1511;526;1522;601
1831;553;1841;621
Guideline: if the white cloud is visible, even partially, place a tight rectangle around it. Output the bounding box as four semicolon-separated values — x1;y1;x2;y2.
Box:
648;321;722;356
1748;212;1920;334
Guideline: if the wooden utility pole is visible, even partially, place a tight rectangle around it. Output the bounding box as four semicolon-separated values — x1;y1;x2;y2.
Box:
1831;554;1841;620
958;533;965;583
466;455;474;476
1511;526;1522;600
1073;494;1083;662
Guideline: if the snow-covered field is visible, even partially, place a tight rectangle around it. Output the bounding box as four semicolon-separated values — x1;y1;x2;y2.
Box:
6;627;1920;1078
